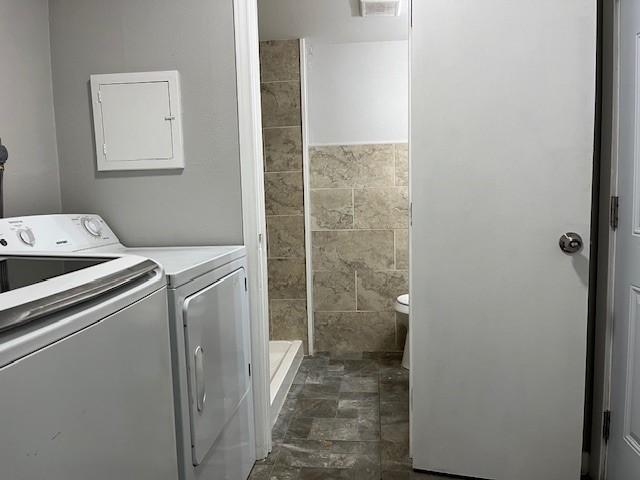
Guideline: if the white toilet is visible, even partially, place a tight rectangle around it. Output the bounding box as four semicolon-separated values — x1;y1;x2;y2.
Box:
395;294;410;370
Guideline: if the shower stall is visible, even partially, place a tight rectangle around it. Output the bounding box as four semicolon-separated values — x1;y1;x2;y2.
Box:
259;39;309;425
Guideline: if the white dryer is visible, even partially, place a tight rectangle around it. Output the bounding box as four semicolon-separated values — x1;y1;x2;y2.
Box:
0;214;256;480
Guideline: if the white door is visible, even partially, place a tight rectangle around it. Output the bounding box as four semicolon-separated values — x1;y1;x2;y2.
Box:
608;1;640;478
410;2;597;479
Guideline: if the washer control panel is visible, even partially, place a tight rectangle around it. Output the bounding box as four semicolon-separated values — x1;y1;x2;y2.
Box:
0;214;121;253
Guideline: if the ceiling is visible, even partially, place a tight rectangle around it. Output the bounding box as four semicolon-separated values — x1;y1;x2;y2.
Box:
257;0;409;43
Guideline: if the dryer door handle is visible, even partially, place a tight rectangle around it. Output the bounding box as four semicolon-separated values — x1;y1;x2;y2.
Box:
194;346;206;412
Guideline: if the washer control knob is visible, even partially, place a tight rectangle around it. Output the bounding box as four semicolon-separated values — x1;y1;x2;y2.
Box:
81;217;102;237
17;228;35;246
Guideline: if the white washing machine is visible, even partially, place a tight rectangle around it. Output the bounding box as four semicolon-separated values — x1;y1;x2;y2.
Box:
0;214;256;480
0;222;179;480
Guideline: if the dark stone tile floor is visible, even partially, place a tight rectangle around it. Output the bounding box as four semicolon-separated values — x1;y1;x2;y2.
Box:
248;352;443;480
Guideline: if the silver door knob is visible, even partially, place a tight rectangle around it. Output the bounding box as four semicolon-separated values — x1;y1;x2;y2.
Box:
559;232;583;254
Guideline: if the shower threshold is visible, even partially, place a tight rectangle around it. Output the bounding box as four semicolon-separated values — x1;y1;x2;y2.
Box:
269;340;303;427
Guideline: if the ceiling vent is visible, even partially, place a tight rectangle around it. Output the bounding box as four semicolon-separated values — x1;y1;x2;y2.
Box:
360;0;402;17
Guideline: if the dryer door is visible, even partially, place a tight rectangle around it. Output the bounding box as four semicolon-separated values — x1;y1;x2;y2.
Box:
183;267;250;466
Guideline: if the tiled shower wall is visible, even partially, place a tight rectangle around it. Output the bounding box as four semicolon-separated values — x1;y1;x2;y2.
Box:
259;40;309;349
310;144;409;352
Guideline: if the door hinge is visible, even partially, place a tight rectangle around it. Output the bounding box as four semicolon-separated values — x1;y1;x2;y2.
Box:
244;277;248;292
97;90;103;103
410;0;413;28
410;387;413;412
248;363;252;377
603;410;611;442
102;144;107;156
610;196;619;231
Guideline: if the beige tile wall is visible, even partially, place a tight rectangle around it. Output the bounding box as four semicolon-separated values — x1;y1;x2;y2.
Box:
260;40;409;354
310;143;409;353
259;40;309;350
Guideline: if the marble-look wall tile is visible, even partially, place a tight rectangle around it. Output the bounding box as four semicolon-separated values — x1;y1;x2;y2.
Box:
263;127;303;172
315;312;397;352
308;141;410;353
260;39;309;349
312;230;394;272
353;187;408;229
310;189;353;230
261;82;301;128
310;144;394;188
265;171;304;215
394;144;408;187
270;299;308;348
394;229;408;270
268;258;307;299
259;40;300;83
314;270;356;311
356;270;409;312
268;215;305;258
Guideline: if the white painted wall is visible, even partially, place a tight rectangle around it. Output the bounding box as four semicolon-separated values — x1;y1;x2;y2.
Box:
49;0;243;246
0;0;61;216
307;41;408;145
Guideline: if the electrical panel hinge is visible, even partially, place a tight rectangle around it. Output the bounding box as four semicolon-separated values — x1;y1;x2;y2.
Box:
611;196;619;231
603;410;611;442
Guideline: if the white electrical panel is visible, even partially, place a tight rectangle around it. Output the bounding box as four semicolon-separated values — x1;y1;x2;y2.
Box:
90;71;185;171
360;0;401;16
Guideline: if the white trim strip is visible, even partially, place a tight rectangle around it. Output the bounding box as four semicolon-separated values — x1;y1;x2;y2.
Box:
300;38;315;356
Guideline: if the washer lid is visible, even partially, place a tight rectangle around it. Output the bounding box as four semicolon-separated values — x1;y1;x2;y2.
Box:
0;256;112;293
0;255;159;332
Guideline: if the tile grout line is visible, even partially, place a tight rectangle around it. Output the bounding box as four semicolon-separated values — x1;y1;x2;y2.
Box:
261;79;301;85
264;170;304;174
309;186;404;192
267;257;306;260
352;187;356;230
394;312;399;353
394;229;397;271
354;270;358;312
393;143;397;188
262;125;302;131
378;357;383;474
308;228;401;233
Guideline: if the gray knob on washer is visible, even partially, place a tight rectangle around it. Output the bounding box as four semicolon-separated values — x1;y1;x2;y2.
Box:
559;232;583;254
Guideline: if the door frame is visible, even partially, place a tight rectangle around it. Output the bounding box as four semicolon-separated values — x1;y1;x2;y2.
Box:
591;0;620;477
234;0;620;472
233;0;272;460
